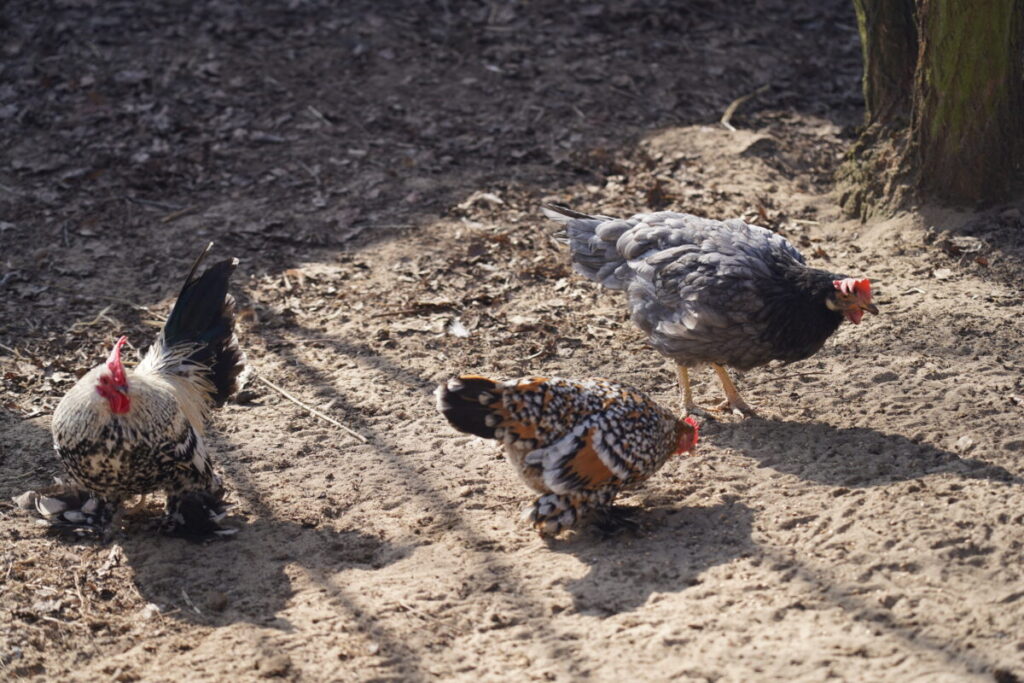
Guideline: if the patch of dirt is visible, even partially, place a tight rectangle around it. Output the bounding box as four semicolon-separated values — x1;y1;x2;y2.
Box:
3;1;1024;681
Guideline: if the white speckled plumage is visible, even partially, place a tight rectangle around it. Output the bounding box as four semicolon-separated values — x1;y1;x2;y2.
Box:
48;246;243;536
436;375;698;536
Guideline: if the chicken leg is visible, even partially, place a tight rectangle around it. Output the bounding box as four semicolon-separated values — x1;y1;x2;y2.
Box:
675;365;696;414
676;364;717;418
711;363;756;417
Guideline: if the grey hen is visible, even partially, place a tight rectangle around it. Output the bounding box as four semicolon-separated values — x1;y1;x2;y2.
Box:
544;205;878;416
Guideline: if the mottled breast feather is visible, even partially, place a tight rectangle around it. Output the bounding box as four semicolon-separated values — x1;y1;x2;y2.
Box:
51;367;215;500
492;377;680;496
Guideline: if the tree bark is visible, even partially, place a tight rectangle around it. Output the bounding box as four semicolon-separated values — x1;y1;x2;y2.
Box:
852;0;917;126
841;0;1024;216
913;0;1024;203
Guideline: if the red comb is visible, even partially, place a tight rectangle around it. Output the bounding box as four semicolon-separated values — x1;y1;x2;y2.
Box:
833;278;872;298
106;336;128;384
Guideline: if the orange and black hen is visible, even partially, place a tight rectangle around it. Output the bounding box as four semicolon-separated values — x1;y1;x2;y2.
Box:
436;375;698;536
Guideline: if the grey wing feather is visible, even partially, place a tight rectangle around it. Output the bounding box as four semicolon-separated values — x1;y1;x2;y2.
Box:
547;206;809;367
598;212;804;368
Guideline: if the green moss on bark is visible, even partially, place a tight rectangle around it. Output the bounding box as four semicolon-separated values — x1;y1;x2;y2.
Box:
913;0;1024;202
841;0;1024;215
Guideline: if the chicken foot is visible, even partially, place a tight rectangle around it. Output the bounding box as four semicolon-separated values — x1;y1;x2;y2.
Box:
523;493;582;536
711;363;757;417
675;365;716;419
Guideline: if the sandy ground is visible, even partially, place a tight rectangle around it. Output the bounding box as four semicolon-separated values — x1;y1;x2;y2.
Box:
2;1;1024;681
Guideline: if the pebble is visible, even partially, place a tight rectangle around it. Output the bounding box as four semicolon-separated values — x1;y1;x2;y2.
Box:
206;591;228;612
257;654;291;678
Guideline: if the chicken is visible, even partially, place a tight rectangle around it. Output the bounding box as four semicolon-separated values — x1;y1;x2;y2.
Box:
44;243;244;536
543;205;879;416
435;375;698;536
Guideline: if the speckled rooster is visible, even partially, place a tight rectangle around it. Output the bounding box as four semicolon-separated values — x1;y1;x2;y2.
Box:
544;205;878;416
44;243;244;536
436;375;698;536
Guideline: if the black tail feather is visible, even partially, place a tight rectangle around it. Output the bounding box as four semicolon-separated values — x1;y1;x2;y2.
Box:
541;203;599;221
163;245;245;406
435;375;503;440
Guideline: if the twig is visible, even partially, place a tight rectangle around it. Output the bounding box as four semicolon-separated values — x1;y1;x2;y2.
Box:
124;196;184;212
0;342;25;358
396;600;430;620
720;84;770;131
181;588;202;615
160;206;198;223
516;348;547;361
369;304;457;319
255;374;369;443
756;370;828;385
307;105;334;127
74;572;91;619
69;305;118;332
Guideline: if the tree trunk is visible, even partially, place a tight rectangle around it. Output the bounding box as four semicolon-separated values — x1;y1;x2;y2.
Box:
840;0;1024;216
913;0;1024;202
852;0;917;126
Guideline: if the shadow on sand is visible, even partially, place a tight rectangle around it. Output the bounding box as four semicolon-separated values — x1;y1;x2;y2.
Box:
707;417;1021;488
545;496;755;615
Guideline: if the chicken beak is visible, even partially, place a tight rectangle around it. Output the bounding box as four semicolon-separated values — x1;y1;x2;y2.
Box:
863;302;879;315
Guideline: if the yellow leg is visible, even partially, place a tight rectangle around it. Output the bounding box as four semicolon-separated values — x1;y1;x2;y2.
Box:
675;364;697;415
711;363;756;417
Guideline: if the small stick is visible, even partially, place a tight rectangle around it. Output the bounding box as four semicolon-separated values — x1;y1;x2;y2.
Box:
74;572;91;619
721;84;770;131
0;342;25;358
255;374;369;443
307;105;334;127
516;348;546;361
755;370;828;385
369;305;456;319
160;206;198;223
396;600;429;620
181;588;202;615
69;305;118;332
124;196;184;212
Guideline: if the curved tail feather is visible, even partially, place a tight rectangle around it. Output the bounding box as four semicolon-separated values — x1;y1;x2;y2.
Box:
161;245;245;406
